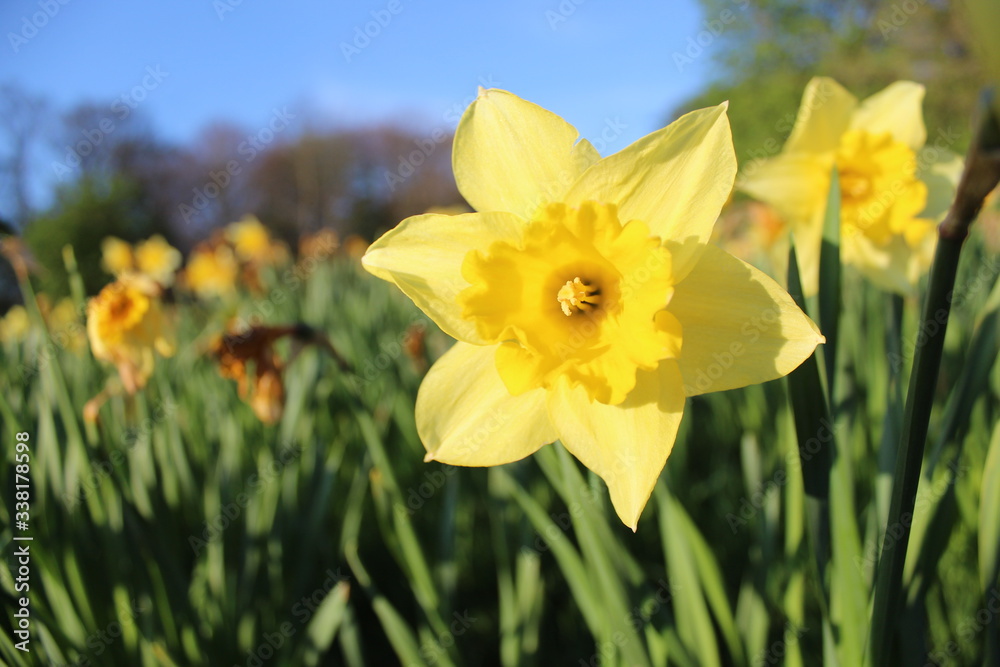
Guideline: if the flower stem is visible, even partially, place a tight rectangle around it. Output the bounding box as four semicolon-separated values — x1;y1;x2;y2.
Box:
867;90;1000;666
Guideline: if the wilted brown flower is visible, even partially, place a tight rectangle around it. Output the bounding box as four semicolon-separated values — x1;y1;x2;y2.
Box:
298;228;340;260
211;323;348;424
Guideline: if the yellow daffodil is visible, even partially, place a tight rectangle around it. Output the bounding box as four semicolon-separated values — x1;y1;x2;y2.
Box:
47;297;87;354
183;243;240;299
363;89;823;529
738;77;961;296
0;305;30;344
87;274;175;393
101;236;135;276
134;235;182;286
226;215;289;265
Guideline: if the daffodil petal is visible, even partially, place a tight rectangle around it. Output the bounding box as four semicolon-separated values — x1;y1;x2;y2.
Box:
453;88;595;218
791;205;827;299
572;137;601;167
669;245;824;396
362;212;524;344
784;77;857;154
850;81;926;151
563;104;736;281
416;342;558;465
918;148;963;220
738;152;831;230
547;361;685;530
842;231;930;297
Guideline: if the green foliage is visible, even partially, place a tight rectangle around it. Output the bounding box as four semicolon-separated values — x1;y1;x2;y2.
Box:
678;0;983;166
0;234;997;664
23;177;165;297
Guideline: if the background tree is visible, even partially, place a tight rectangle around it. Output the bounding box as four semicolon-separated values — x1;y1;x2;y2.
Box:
676;0;982;165
25;177;164;297
0;83;50;226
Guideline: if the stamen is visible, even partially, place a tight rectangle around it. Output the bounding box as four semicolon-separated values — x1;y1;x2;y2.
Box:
557;277;600;316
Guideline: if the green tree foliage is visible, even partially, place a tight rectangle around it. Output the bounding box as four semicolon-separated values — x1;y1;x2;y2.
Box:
24;177;163;296
676;0;983;165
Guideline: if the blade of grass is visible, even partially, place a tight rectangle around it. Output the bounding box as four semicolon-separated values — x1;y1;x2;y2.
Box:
654;484;721;667
786;244;834;604
979;422;1000;664
819;166;842;398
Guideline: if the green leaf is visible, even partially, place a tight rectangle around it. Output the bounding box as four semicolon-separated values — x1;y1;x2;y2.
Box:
980;422;1000;590
819;164;842;397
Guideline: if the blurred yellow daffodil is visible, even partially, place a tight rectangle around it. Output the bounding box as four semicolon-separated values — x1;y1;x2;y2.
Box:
101;235;182;287
134;235;182;286
226;215;289;265
87;274;175;393
738;77;962;296
47;297;87;354
183;243;240;299
0;305;30;344
363;88;823;529
101;236;136;276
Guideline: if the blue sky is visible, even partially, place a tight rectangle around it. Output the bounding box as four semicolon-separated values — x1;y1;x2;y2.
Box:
1;0;726;210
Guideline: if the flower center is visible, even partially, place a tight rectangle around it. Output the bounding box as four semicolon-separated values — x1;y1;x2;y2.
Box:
835;129;930;247
838;169;871;204
457;200;681;405
96;286;148;341
557;277;600;316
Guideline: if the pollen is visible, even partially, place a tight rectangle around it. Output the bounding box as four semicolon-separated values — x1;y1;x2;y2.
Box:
557;277;600;316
